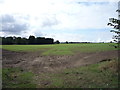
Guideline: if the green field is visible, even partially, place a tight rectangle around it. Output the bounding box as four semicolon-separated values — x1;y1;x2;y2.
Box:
1;43;117;55
2;43;119;88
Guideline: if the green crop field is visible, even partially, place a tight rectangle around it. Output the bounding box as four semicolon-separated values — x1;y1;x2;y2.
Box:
1;43;117;55
1;43;119;88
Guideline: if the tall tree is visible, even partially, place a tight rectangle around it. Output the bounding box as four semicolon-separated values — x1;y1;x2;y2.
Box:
28;35;35;44
107;1;120;48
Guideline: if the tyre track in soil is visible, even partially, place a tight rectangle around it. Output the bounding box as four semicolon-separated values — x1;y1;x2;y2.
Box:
73;50;118;67
2;49;118;73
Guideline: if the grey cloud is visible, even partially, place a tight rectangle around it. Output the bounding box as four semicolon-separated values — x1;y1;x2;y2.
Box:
2;23;29;34
42;17;59;27
2;14;15;23
34;31;44;37
77;2;109;6
1;14;29;34
18;15;30;20
0;0;4;3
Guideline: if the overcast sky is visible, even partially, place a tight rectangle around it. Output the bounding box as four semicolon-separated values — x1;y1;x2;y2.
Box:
0;0;119;42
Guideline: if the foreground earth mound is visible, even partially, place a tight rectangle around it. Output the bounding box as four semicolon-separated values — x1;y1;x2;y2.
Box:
2;49;118;73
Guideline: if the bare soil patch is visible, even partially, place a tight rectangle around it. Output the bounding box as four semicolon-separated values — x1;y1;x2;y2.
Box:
2;49;118;73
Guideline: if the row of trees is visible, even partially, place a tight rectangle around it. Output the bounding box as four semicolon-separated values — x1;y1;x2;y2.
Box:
1;35;58;45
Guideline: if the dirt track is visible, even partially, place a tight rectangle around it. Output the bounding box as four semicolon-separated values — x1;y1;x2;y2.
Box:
2;49;118;73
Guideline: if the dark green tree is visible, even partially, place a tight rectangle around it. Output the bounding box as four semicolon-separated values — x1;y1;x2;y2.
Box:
6;37;13;44
107;2;120;48
22;38;28;44
66;41;69;44
2;36;54;45
0;37;2;45
54;40;60;44
28;35;35;44
16;37;22;44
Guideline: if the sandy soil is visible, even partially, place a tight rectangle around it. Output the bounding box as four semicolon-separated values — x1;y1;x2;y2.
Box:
2;49;118;73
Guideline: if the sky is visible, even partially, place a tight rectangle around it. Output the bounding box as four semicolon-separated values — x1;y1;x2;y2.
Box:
0;0;119;42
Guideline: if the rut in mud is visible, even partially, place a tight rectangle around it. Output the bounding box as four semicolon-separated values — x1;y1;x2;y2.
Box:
2;49;118;73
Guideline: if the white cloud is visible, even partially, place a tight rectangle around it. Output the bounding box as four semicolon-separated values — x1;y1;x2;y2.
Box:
44;33;85;42
44;30;114;42
0;0;118;42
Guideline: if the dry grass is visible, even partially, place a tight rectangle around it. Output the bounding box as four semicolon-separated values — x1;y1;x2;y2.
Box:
99;59;118;73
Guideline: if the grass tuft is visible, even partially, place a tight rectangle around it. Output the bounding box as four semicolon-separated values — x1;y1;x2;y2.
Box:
2;68;36;88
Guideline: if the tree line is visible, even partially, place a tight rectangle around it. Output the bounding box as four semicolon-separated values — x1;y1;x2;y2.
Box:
0;35;59;45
